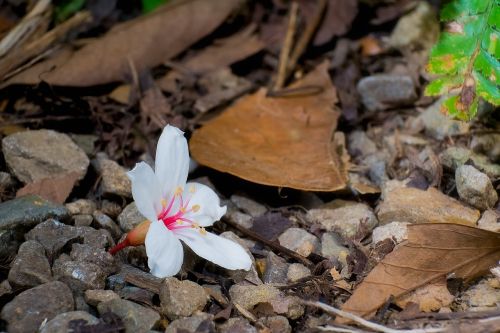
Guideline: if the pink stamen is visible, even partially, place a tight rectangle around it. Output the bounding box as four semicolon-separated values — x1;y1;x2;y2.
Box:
157;191;196;231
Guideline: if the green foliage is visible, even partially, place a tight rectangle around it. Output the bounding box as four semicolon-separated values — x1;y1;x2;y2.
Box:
425;0;500;120
142;0;170;13
54;0;85;23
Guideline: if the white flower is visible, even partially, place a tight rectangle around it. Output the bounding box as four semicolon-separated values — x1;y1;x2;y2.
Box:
127;125;252;277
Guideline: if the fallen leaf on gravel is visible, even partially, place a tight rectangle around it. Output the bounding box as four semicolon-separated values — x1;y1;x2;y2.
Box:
341;223;500;319
190;62;348;191
4;0;244;87
395;278;454;312
16;172;80;204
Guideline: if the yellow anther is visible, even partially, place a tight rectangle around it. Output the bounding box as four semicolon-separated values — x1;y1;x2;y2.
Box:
161;199;167;208
176;219;183;225
175;186;183;195
180;207;186;213
192;204;200;212
189;185;196;193
199;227;207;235
191;223;200;229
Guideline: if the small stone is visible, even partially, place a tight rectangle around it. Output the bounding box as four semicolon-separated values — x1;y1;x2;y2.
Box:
70;243;118;275
1;281;73;333
440;147;500;178
100;199;122;219
69;133;98;156
372;221;409;244
357;75;417;112
231;194;267;217
108;264;163;293
389;1;439;50
471;134;500;162
8;240;52;288
54;260;107;292
455;165;498;210
419;97;469;140
78;226;114;249
92;153;131;198
263;252;289;285
287;263;311;283
376;181;480;226
363;152;389;186
278;227;319;257
25;219;82;259
307;201;378;239
73;214;93;227
258;316;292;333
2;129;89;184
219;318;257;333
118;202;145;232
0;171;16;192
165;313;214;333
98;298;160;332
321;232;349;261
477;210;500;232
84;289;120;306
66;199;96;215
459;279;500;311
40;311;99;333
227;210;254;229
160;277;208;320
0;280;12;298
92;210;122;239
347;130;377;158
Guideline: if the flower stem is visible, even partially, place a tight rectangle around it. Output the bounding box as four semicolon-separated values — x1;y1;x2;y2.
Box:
108;238;130;255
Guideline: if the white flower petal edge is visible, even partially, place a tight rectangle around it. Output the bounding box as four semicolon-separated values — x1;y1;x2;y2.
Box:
176;228;253;271
145;220;184;277
182;182;227;227
127;162;162;223
155;125;189;199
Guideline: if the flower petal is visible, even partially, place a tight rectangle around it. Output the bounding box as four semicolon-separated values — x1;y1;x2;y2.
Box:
183;182;227;227
155;125;190;199
175;229;252;271
127;162;162;222
145;220;184;277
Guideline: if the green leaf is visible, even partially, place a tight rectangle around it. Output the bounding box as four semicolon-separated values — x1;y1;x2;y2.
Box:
142;0;170;13
54;0;85;23
425;0;500;120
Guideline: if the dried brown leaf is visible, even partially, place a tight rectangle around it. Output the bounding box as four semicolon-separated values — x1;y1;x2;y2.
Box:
4;0;244;87
16;172;80;204
190;62;348;191
341;223;500;318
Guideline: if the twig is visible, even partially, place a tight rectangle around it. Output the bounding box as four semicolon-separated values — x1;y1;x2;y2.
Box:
221;217;314;268
274;1;298;90
302;300;445;333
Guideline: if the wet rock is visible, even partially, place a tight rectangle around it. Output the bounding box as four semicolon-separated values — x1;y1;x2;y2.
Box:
98;298;160;332
160;277;208;320
347;130;377;158
458;279;500;311
455;165;498;210
321;232;349;262
118;202;145;232
84;289;120;306
227;210;254;229
377;181;480;226
258;316;292;333
471;134;500;162
40;311;99;333
70;243;118;275
92;210;122;239
278;227;319;257
73;214;93;227
371;221;409;244
287;263;311;283
231;194;267;217
25;219;82;259
357;75;417;112
263;252;289;285
219;318;257;333
1;281;73;333
419;97;469;140
2;129;89;183
308;201;378;239
440;147;500;178
477;210;500;232
8;240;52;288
66;199;96;215
389;1;439;50
165;313;214;333
92;153;131;198
54;260;107;292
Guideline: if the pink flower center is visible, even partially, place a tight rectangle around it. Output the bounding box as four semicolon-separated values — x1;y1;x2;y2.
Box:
157;186;202;233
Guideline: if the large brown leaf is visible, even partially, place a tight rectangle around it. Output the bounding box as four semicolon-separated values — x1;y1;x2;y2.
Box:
190;62;348;191
4;0;244;86
341;223;500;318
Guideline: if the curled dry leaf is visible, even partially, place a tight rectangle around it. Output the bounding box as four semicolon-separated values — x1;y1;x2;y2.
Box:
190;62;348;191
340;223;500;319
4;0;244;87
16;172;80;204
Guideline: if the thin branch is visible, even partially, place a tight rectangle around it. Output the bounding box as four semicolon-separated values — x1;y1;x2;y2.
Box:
274;1;298;90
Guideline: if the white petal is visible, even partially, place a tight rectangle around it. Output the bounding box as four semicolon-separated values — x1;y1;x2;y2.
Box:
175;229;252;271
145;220;184;277
183;182;226;227
155;125;190;199
127;162;162;222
